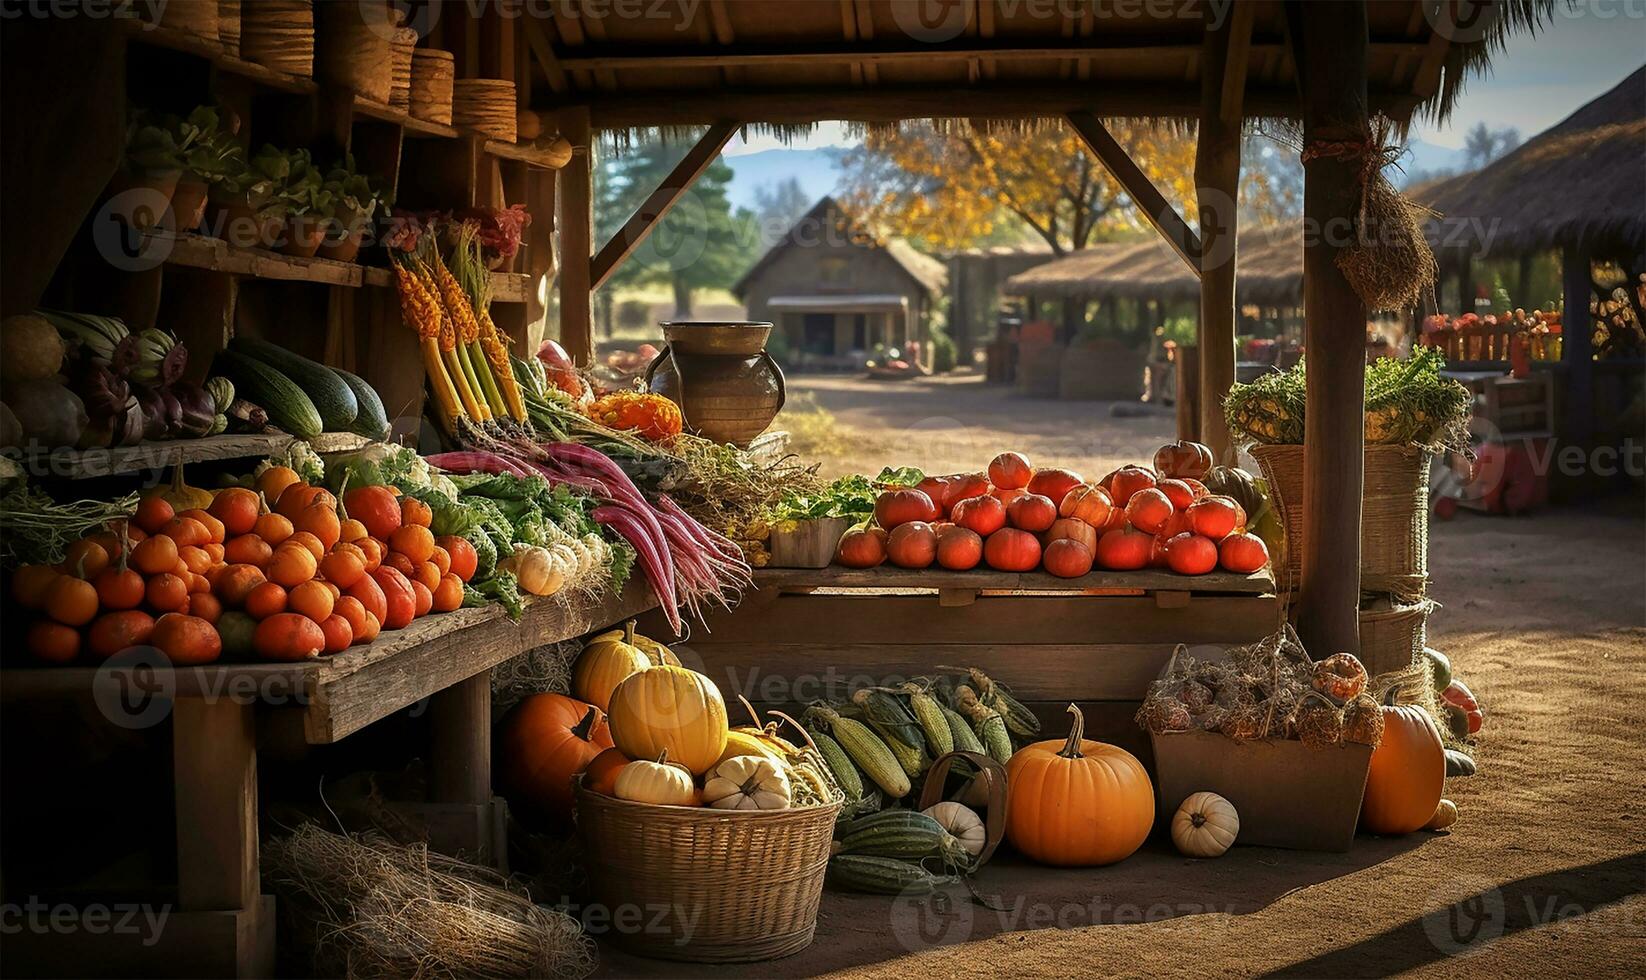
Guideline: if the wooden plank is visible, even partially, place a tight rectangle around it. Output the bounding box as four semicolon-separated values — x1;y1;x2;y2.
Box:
590;120;739;291
0;900;275;980
1562;245;1595;445
430;671;493;804
522;12;571;93
173;696;259;911
123;19;317;95
1219;1;1256;127
17;432;369;481
751;565;1274;594
1066;110;1202;274
640;594;1281;647
685;643;1183;703
154;231;366;286
352;95;461;139
484;137;573;169
1197;13;1243;465
556;106;594;366
1293;4;1369;658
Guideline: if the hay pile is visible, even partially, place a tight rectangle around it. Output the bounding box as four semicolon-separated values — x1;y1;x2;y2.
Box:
263;825;595;980
491;639;580;717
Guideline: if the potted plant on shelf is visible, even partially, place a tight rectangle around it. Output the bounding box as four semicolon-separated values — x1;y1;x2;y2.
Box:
208;144;289;250
171;107;243;233
315;155;391;264
110;115;183;231
278;149;329;258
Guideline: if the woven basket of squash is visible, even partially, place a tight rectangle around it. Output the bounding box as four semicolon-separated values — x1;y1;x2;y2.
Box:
571;662;843;963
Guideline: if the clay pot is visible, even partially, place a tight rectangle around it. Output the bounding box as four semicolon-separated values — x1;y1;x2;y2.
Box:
281;214;327;257
316;225;365;263
644;321;785;447
167;177;210;232
208;196;284;250
105;169;180;231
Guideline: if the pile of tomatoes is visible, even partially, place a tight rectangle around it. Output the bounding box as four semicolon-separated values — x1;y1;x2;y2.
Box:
10;465;480;666
835;442;1271;579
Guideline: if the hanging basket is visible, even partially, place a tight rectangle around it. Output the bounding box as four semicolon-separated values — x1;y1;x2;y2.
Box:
1251;443;1431;596
575;787;838;962
1359;593;1434;677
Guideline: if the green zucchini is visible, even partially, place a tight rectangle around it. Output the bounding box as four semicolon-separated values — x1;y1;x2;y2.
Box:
212;350;323;439
228;337;357;432
332;366;390;440
828;854;949;895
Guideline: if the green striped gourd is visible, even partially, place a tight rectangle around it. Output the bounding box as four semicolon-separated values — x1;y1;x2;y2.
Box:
828;854;951;895
835;810;972;868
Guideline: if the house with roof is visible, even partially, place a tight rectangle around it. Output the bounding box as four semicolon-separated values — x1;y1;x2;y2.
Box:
733;196;947;371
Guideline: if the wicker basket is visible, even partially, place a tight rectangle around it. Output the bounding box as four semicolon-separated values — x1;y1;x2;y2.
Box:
218;0;241;55
575;787;838;962
1359;593;1434;676
452;78;518;141
409;48;455;125
241;0;314;78
388;27;418;110
1251;444;1431;595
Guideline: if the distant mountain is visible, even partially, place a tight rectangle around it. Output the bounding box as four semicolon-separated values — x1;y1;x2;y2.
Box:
721;148;847;212
1394;139;1470;186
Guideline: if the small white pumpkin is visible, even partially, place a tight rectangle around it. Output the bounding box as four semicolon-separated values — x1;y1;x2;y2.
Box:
702;754;791;811
923;801;987;858
1425;798;1459;831
613;750;697;806
502;545;565;597
1171;791;1239;857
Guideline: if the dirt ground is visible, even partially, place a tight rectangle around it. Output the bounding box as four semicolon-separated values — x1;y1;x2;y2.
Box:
598;373;1646;979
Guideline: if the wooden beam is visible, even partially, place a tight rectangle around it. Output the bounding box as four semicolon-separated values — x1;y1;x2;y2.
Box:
1292;1;1369;659
430;670;493;804
1066;110;1201;273
581;83;1374;128
173;696;259;912
590;120;738;291
1198;15;1242;465
556;106;594;366
1409;7;1452;98
522;11;569;93
1219;2;1256;128
551;39;1424;72
1562;244;1595;445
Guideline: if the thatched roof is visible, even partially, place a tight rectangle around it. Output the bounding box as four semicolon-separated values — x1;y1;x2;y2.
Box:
1004;227;1302;305
530;1;1554;139
732;196;948;299
1414;65;1646;258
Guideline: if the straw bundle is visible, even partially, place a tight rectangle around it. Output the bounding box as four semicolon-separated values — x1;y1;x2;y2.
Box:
453;79;518;141
409;49;455;125
217;0;241;55
317;2;393;103
389;27;418;110
263;825;596;980
491;639;579;718
241;0;314;78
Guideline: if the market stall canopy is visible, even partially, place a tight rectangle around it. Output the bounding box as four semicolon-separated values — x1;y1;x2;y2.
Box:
1004;227;1302;306
1413;64;1646;259
527;0;1550;130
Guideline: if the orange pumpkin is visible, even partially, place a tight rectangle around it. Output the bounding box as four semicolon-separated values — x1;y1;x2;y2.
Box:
293;500;341;551
1005;704;1154;866
253;612;326;661
150;613;223;666
496;694;615;827
344;486;402;540
582;746;630;796
255;467;302;509
1043;517;1098;555
371;566;416;629
1359;688;1445;835
208;487;261;537
399;495;433;529
1059;484;1113;527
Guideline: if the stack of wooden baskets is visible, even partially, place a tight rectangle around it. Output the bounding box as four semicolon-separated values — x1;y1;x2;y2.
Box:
217;0;241;56
408;49;455;125
1250;444;1434;675
452;79;518;141
316;2;392;103
576;785;838;962
388;28;418;110
240;0;314;78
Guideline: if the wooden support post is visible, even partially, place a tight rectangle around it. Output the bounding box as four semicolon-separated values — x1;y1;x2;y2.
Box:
556;106;594;366
1196;8;1246;465
430;670;493;805
1067;110;1202;274
1562;244;1594;446
1176;344;1201;441
1292;1;1369;659
590;120;739;290
1457;253;1473;314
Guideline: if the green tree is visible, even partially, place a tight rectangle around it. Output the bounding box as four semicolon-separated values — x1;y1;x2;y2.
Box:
595;133;754;319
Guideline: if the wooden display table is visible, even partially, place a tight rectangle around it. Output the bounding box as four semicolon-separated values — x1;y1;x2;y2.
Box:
637;565;1280;760
0;580;655;978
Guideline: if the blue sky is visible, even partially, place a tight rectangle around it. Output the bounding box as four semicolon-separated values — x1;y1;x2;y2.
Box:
723;11;1646;157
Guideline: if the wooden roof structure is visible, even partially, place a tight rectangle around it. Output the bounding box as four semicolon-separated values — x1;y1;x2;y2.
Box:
524;0;1546;130
1413;64;1646;259
1004;227;1303;305
731;196;949;300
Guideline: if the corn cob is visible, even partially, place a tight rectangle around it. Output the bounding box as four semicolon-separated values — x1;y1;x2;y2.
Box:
805;724;864;803
851;688;924;752
947;665;1041;738
900;682;954;757
870;719;928;779
478;310;527;420
393;261;464;432
431;251;502;422
806;706;909;798
957;685;1014;764
939;703;986;755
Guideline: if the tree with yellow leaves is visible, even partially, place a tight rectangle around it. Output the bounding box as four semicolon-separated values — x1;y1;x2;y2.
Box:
839;120;1293;256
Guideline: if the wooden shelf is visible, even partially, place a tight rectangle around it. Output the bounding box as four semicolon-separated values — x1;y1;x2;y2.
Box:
122;21;318;95
483;138;572;170
19;432;370;480
754;565;1276;596
352;96;460;138
1;578;657;743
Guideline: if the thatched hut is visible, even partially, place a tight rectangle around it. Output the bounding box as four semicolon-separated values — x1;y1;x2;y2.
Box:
1004;227;1303;308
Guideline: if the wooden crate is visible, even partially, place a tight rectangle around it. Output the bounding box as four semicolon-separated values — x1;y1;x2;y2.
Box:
637;567;1281;772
